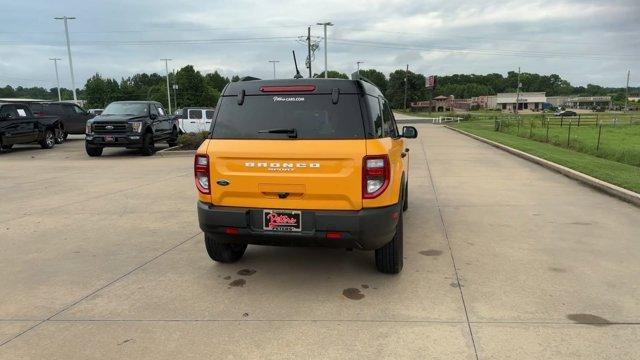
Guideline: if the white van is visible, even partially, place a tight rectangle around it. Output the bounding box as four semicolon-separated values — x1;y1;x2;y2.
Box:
176;107;215;133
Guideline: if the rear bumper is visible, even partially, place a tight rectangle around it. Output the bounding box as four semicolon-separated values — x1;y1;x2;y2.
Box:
197;202;400;250
86;134;143;148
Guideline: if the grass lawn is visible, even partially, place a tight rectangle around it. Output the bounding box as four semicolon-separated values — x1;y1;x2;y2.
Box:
451;119;640;193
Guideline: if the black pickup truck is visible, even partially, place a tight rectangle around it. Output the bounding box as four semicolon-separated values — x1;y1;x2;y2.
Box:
85;101;178;157
0;102;60;151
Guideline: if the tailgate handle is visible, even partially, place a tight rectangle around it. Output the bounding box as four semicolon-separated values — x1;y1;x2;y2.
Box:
331;88;340;104
277;192;289;199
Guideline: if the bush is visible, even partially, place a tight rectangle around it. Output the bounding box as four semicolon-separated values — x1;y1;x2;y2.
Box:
177;131;209;150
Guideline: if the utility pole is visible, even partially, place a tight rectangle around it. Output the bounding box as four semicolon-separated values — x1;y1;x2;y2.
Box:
403;64;409;111
49;58;62;101
515;66;521;114
356;61;364;75
317;22;333;78
161;59;172;114
307;26;312;78
625;69;630;113
269;60;280;79
172;68;178;111
54;16;77;102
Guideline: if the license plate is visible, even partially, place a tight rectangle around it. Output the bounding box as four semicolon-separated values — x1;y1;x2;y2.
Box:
263;210;302;232
104;136;115;142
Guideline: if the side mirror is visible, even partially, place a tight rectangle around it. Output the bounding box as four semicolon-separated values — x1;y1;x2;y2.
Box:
149;113;158;120
402;126;418;139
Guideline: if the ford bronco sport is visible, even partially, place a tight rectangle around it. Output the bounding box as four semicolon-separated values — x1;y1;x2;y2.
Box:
195;78;417;273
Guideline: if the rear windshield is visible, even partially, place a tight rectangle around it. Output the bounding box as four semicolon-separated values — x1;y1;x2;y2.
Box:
211;94;364;140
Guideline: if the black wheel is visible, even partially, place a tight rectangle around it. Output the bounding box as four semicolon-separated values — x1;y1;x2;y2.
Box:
54;128;66;144
167;127;178;147
141;132;155;156
40;129;55;149
204;233;247;263
403;182;409;212
375;208;403;274
85;143;103;157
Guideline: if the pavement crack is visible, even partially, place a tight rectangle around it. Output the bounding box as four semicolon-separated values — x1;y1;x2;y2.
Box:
419;131;480;360
0;231;201;348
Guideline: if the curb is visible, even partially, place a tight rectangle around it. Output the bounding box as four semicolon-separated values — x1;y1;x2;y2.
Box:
445;125;640;208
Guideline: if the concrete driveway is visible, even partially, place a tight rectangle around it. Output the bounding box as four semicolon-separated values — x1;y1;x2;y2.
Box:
1;129;639;359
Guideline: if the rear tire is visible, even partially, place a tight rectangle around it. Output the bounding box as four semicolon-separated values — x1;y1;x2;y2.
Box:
403;182;409;211
85;143;103;157
375;208;403;274
54;128;66;144
141;132;155;156
167;127;178;147
204;233;247;263
40;129;55;149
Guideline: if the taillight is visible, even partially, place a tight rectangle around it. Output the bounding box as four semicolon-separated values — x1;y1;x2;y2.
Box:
194;154;210;194
259;85;316;93
362;155;390;199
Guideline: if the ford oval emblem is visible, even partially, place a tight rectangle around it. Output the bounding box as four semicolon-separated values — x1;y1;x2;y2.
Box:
216;179;230;186
105;125;114;130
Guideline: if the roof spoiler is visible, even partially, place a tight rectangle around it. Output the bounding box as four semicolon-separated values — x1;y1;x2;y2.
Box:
240;76;261;81
350;72;376;87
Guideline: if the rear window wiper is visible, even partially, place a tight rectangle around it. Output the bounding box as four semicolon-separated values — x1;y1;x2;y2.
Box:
258;128;298;138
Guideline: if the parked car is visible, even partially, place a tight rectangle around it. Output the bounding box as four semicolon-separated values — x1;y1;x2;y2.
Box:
88;108;104;115
0;102;61;151
555;110;577;116
195;78;418;274
29;102;95;142
175;107;215;133
85;101;178;157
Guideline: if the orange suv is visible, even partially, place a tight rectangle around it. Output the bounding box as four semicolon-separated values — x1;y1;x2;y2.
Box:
195;77;417;273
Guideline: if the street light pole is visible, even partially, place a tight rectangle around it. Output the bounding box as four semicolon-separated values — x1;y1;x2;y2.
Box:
161;58;172;114
269;60;280;79
356;61;364;75
403;64;409;111
317;22;333;78
49;58;62;101
54;16;77;102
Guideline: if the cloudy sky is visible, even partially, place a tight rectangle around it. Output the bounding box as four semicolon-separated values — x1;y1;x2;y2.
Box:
1;0;638;89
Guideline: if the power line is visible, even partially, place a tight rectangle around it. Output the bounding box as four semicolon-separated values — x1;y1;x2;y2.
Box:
329;38;636;61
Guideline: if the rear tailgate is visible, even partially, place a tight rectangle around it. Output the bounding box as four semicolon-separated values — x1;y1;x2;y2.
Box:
208;139;365;210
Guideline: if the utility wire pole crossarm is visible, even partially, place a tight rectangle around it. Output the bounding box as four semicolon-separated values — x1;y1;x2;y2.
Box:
316;22;333;79
161;59;172;114
49;58;62;102
54;16;77;102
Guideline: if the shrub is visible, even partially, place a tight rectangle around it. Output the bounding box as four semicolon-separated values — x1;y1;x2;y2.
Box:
176;131;209;150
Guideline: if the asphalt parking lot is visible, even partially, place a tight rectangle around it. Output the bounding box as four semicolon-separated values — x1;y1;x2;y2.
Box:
1;126;639;359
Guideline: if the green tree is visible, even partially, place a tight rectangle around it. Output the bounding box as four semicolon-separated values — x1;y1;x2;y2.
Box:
83;73;121;108
359;69;388;93
386;69;426;109
204;71;230;92
313;70;349;79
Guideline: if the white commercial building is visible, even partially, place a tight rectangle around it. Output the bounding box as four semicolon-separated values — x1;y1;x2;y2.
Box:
496;92;546;112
